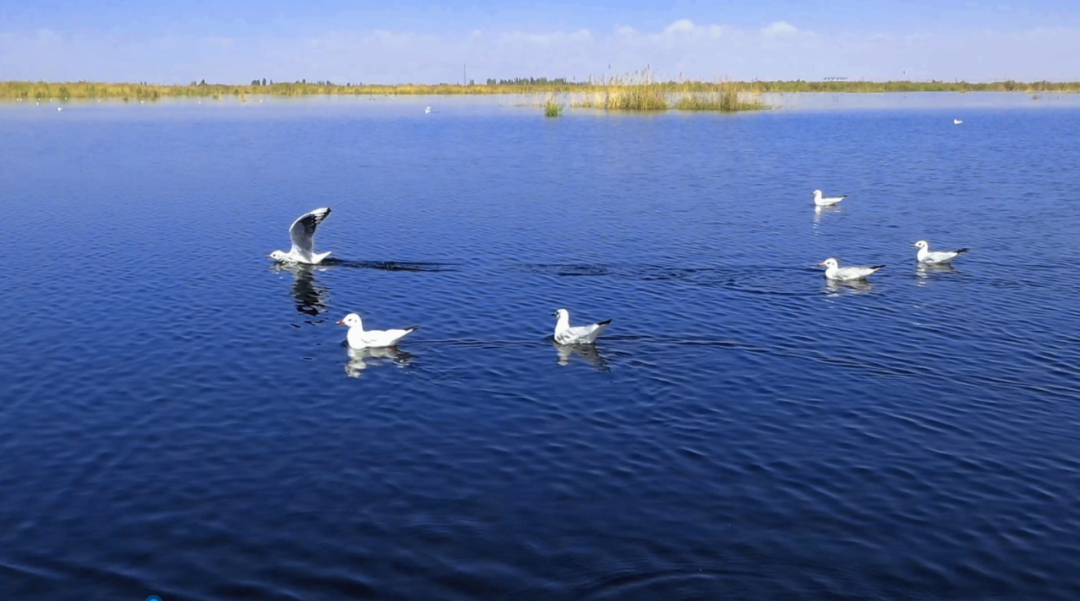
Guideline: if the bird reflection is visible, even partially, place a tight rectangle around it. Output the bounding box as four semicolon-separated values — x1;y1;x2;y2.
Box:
272;263;329;318
825;278;875;295
553;340;611;371
916;262;959;283
345;346;415;377
813;205;842;226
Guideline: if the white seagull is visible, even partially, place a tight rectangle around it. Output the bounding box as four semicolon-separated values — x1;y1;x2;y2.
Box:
913;240;968;264
425;106;432;114
269;208;333;265
813;190;846;207
553;309;612;345
954;119;963;125
337;313;418;349
819;258;885;281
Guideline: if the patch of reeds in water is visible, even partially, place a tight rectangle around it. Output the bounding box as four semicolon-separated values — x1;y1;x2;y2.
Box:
673;83;767;112
544;95;564;117
573;70;670;111
568;70;768;112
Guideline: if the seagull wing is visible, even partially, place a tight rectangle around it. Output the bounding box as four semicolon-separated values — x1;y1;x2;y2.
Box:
365;327;418;347
563;319;612;344
289;208;332;255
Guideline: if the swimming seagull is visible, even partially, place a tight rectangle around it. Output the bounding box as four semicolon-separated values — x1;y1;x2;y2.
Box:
425;106;432;114
954;119;963;125
57;107;63;112
813;190;846;207
553;309;612;345
337;313;418;349
268;208;333;265
913;240;968;264
819;258;885;281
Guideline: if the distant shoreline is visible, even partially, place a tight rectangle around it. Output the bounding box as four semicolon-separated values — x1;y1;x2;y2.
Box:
2;79;1078;101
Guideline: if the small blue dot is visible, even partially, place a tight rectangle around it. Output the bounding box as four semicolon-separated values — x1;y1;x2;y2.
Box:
147;596;162;601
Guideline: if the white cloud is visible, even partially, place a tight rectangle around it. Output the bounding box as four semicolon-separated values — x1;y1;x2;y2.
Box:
761;21;799;37
664;19;697;35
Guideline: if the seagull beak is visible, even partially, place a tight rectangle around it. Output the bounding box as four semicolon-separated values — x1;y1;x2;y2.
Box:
551;312;558;317
336;320;345;325
818;262;827;266
911;243;919;247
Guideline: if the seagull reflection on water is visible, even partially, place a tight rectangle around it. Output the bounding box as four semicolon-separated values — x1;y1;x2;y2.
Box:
553;340;611;371
272;263;329;318
825;278;875;296
915;260;959;283
345;345;415;377
813;204;843;226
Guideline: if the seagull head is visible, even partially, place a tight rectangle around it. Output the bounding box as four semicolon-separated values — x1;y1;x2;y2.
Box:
337;313;362;327
268;250;288;261
913;240;929;249
818;258;838;268
552;308;569;319
813;190;823;198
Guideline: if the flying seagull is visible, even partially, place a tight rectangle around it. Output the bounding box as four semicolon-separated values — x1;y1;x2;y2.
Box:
553;309;612;345
269;208;333;265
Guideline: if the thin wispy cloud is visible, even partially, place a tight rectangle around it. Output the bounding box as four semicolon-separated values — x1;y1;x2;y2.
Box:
2;20;1079;83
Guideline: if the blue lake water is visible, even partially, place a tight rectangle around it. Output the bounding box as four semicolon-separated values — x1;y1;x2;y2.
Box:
2;95;1080;600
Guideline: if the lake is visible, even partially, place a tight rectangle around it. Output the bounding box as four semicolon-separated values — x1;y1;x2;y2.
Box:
2;94;1079;600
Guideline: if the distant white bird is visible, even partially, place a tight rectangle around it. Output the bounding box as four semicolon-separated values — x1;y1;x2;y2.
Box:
269;208;333;265
337;313;418;348
813;189;846;207
819;258;885;281
913;240;968;264
57;107;62;112
425;106;432;114
553;309;612;345
954;119;963;125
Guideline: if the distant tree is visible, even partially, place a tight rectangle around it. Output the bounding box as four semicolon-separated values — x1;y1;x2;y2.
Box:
199;79;206;86
262;78;267;86
251;79;260;86
469;79;475;86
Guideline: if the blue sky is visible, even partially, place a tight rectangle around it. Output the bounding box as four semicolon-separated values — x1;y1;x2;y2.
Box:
2;1;1079;83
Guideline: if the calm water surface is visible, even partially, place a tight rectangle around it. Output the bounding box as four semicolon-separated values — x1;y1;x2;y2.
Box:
2;96;1079;600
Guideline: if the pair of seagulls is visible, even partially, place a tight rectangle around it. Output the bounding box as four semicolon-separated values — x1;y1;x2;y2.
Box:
333;309;611;350
269;208;612;349
820;240;969;281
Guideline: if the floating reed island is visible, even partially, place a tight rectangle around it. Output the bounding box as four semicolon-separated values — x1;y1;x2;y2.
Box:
2;74;1077;113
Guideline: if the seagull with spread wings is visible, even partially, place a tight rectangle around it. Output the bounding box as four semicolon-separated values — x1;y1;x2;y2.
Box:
269;208;333;265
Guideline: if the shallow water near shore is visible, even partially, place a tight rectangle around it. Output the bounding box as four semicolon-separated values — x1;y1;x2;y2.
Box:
2;96;1079;600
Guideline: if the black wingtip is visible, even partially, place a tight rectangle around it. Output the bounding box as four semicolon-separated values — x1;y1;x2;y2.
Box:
406;325;420;332
597;319;613;326
871;265;886;270
956;248;970;254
